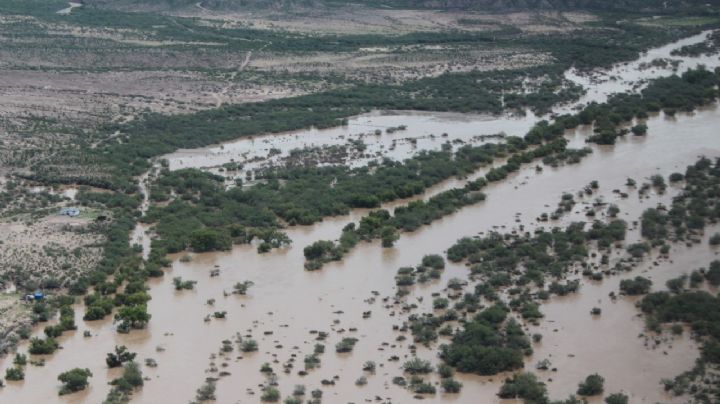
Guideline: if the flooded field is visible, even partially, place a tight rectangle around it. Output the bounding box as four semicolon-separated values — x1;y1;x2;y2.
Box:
163;30;719;177
162;110;539;177
563;30;720;110
2;29;720;404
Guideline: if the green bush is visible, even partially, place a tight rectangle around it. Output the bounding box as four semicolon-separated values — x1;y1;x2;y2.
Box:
335;337;359;353
5;366;25;381
441;377;462;393
189;228;232;252
577;373;604;396
441;305;528;375
619;276;652;295
498;372;547;402
605;392;629;404
422;254;445;269
106;345;137;368
241;339;258;352
58;368;92;395
13;353;27;366
28;337;59;355
261;387;280;402
403;357;434;374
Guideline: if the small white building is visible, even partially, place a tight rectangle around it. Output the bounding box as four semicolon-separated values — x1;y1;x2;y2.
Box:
59;207;80;217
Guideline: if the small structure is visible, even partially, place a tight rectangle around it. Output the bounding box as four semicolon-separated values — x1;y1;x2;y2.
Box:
59;207;80;217
23;291;44;302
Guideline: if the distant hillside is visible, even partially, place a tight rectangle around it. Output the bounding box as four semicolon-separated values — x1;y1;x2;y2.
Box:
84;0;720;13
82;0;314;12
333;0;719;12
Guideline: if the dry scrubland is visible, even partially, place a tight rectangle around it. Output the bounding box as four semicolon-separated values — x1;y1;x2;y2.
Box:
0;294;31;356
169;6;597;35
0;2;604;196
0;5;602;184
0;8;587;145
0;215;103;353
0;216;103;289
0;185;104;352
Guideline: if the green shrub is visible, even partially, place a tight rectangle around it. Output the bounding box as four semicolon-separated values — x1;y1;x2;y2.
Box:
58;368;92;395
577;373;604;396
403;357;434;374
441;377;462;393
189;228;232;252
335;337;359;353
106;345;137;368
261;386;281;402
498;372;547;402
241;339;258;352
13;353;27;366
441;305;527;375
5;366;24;381
28;337;59;355
422;254;445;269
605;392;629;404
619;276;652;295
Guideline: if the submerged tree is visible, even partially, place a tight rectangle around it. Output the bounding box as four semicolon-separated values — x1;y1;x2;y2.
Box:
106;345;137;368
58;368;92;395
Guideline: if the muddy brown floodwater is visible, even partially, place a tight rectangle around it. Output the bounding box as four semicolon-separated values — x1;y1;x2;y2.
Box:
162;109;540;178
1;31;720;403
562;30;720;111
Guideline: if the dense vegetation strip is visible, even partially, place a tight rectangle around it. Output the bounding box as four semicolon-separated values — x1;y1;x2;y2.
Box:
143;142;517;256
301;66;719;269
303;137;590;269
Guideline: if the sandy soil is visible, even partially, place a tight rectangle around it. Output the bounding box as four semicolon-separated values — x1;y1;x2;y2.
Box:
0;214;104;291
0;193;105;353
0;293;32;356
250;47;553;83
173;7;597;35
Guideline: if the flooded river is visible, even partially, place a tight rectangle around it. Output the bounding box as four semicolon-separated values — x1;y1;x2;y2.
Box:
56;2;82;15
162;110;539;177
1;30;720;403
